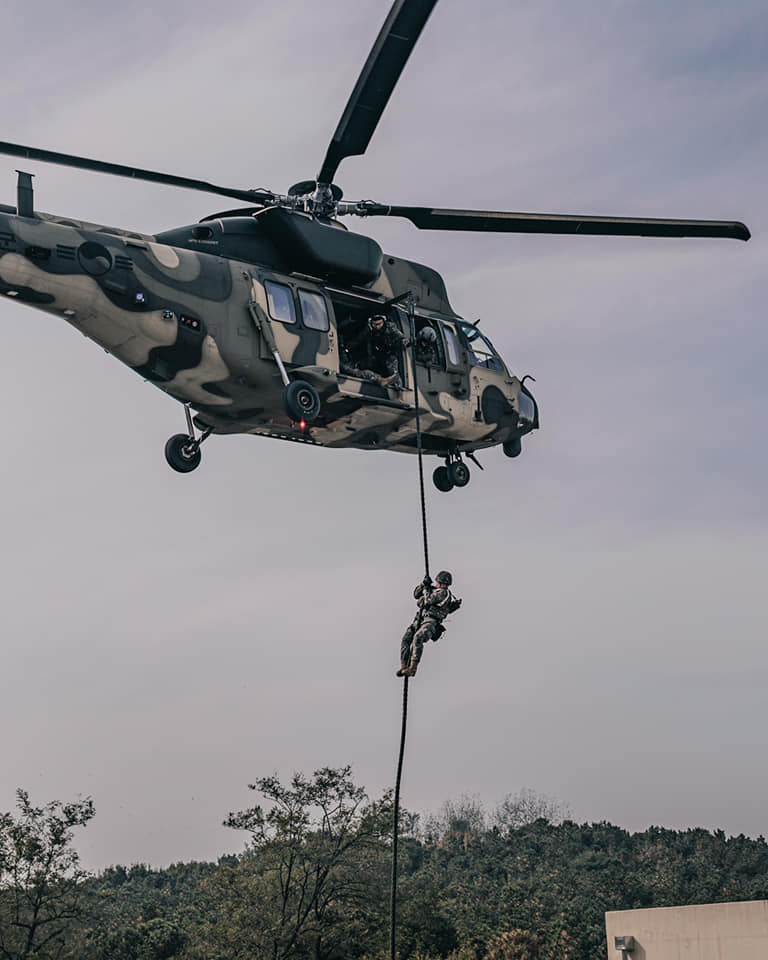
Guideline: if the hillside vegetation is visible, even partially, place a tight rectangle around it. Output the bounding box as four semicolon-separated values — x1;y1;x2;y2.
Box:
2;771;767;960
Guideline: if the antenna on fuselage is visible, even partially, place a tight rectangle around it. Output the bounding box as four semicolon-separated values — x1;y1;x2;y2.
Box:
15;171;34;218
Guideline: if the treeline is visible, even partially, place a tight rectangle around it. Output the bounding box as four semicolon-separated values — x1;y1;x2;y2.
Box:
2;770;768;960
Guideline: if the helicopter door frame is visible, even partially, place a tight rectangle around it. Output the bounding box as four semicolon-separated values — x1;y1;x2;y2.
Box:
438;319;470;401
328;288;409;391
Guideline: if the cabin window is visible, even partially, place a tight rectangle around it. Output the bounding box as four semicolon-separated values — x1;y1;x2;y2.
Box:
298;289;330;331
265;280;296;324
442;324;460;366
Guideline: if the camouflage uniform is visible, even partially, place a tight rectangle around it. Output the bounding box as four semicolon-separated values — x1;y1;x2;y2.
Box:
339;354;380;381
400;580;452;673
369;317;407;386
415;336;440;366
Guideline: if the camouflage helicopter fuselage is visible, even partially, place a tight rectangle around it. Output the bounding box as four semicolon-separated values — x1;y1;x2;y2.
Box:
0;202;537;463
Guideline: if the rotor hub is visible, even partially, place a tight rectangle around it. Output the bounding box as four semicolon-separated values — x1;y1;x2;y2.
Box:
287;180;343;217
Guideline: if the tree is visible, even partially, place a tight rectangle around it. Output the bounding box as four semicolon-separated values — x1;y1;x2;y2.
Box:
485;928;542;960
193;766;392;960
490;789;571;834
424;795;486;844
0;789;94;960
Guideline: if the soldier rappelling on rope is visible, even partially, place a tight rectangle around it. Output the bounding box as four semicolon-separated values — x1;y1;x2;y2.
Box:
397;571;462;678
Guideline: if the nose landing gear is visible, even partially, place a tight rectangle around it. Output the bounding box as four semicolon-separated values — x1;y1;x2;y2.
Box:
164;403;212;473
432;453;471;492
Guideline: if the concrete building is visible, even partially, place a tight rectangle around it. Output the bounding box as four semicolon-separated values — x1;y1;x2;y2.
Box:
605;900;768;959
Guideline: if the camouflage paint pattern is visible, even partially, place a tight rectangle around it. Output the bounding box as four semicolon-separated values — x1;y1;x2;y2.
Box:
0;203;537;460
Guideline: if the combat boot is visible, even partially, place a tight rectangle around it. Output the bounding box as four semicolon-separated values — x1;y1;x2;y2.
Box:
396;661;409;677
406;660;419;677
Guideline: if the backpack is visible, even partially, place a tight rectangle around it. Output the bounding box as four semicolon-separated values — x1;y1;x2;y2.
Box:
446;591;463;614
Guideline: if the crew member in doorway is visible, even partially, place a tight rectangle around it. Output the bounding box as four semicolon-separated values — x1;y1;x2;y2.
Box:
368;313;407;388
397;571;462;677
414;325;440;366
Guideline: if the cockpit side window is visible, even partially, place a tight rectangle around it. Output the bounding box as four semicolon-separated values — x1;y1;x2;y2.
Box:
458;322;504;372
265;280;296;325
298;289;329;331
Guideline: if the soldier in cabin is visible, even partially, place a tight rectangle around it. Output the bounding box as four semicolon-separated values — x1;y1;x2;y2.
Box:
339;351;381;382
368;313;407;388
338;312;381;382
397;571;462;678
414;324;440;366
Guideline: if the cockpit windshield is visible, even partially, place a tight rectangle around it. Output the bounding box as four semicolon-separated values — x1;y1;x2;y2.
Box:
457;322;504;372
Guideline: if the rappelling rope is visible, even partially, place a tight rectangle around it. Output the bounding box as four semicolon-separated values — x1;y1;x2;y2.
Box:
390;673;409;960
390;292;431;960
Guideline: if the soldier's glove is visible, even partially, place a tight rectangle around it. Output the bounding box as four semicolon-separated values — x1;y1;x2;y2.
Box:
422;575;432;586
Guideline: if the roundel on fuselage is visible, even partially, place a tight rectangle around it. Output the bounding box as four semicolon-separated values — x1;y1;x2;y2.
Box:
77;241;113;276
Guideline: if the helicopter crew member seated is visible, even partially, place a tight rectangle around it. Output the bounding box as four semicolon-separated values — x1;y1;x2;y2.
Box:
368;313;407;389
339;344;381;383
397;571;462;678
414;325;440;366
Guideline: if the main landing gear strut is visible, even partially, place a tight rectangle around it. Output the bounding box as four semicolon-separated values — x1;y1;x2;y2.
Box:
432;453;471;492
164;403;212;473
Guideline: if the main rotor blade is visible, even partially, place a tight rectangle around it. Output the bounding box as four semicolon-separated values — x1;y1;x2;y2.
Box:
0;141;275;206
359;205;750;241
317;0;438;186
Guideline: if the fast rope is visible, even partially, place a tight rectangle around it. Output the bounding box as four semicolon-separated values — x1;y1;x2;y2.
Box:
390;291;431;960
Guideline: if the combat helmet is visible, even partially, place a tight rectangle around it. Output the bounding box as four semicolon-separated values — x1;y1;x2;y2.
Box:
435;570;453;586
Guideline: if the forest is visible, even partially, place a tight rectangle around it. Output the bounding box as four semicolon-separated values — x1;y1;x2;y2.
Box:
2;768;768;960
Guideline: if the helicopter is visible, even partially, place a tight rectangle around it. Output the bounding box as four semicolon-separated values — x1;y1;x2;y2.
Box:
0;0;749;493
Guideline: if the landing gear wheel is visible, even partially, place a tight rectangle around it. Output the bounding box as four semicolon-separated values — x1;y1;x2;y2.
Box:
283;380;321;422
432;466;454;492
165;434;202;473
448;460;470;487
503;437;522;458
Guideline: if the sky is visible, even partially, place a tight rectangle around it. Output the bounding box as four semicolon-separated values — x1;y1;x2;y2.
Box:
1;0;766;870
